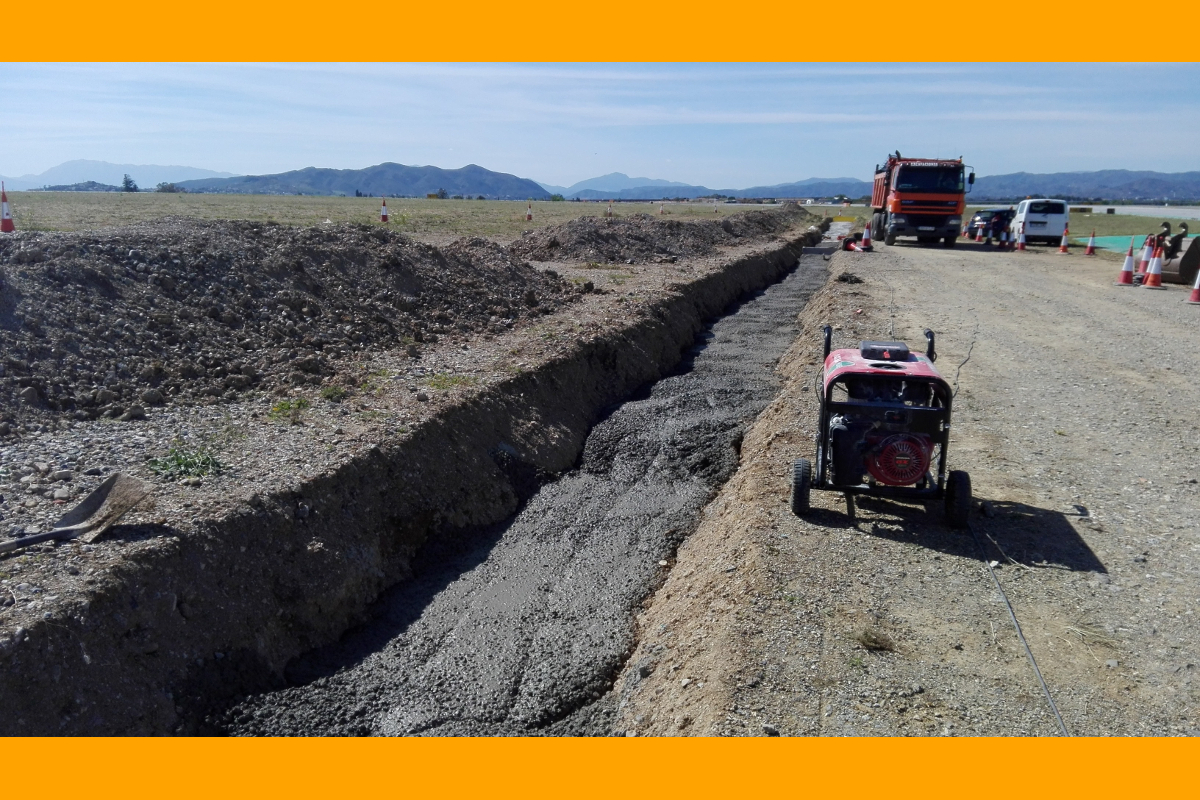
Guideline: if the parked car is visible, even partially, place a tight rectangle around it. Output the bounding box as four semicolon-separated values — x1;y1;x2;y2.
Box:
1012;199;1070;245
966;208;1015;239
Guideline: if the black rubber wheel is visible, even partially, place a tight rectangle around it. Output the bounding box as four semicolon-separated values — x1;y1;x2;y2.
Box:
884;231;897;246
944;470;971;529
871;213;884;241
943;236;957;248
790;458;812;516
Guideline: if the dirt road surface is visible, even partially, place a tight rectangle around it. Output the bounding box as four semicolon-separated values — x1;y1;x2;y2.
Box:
615;239;1199;736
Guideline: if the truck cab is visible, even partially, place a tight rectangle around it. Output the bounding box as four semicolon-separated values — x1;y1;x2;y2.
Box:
871;155;974;247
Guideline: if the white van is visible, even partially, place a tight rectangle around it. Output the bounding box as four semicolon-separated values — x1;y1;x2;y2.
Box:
1013;199;1070;245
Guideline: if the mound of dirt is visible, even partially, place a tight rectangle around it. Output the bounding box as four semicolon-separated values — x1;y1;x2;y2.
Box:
0;219;574;426
509;204;819;264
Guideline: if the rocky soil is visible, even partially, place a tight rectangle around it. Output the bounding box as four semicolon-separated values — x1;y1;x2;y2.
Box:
612;239;1199;737
0;204;823;734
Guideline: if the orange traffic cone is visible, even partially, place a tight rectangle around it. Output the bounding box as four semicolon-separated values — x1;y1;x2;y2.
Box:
380;198;388;223
526;201;533;222
1114;237;1136;285
606;200;613;218
1058;224;1070;253
659;202;665;215
1137;236;1153;274
1016;223;1026;251
0;182;13;233
999;228;1009;249
1143;246;1166;288
1084;230;1096;255
1186;269;1200;304
860;220;873;250
974;224;984;242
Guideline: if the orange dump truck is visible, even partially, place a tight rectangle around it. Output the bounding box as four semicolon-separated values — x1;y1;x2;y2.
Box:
870;153;974;247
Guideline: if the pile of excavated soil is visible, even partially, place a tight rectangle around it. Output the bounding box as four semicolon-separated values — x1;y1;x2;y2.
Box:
508;207;813;265
0;220;575;428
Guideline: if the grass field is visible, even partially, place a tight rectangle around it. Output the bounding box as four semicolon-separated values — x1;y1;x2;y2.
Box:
3;191;777;239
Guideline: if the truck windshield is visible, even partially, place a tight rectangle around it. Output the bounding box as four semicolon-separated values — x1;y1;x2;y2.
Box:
895;166;964;194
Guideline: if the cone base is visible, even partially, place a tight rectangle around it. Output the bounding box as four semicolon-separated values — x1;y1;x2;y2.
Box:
1142;285;1167;290
1114;281;1136;286
1185;300;1200;305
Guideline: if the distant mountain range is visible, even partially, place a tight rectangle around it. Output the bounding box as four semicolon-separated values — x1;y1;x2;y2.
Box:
177;163;549;200
8;160;1199;204
972;170;1200;202
0;160;238;191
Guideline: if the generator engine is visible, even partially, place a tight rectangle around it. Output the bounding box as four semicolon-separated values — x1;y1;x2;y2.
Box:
828;415;933;487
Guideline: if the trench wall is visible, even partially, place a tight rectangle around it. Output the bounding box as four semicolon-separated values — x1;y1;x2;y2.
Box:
0;235;816;735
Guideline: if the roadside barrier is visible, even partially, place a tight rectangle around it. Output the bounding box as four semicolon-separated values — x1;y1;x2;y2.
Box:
1084;230;1096;255
1143;246;1166;289
1115;237;1136;285
1058;224;1070;253
0;182;12;233
380;198;388;223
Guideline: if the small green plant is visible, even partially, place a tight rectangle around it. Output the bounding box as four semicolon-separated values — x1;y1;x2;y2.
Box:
320;385;348;402
608;273;631;285
268;397;310;424
848;655;865;669
426;373;478;390
147;444;224;478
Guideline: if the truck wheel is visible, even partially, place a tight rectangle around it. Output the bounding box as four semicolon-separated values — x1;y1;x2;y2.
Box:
871;213;883;240
944;470;971;529
943;236;957;248
884;231;897;246
790;458;812;516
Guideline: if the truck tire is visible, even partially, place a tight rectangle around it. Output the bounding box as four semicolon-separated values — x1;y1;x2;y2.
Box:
884;231;897;246
871;213;883;241
790;458;812;515
943;236;957;247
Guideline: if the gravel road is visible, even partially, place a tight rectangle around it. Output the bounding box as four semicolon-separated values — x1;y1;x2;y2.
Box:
614;239;1199;736
211;254;828;735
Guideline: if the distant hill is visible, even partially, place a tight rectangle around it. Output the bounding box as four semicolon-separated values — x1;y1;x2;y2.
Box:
40;181;123;192
567;177;873;201
0;160;238;191
973;170;1200;202
178;162;551;200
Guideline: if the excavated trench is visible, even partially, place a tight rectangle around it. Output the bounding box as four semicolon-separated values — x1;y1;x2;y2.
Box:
212;253;828;736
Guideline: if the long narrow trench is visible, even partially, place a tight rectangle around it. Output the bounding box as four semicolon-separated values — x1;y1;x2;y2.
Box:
212;254;828;736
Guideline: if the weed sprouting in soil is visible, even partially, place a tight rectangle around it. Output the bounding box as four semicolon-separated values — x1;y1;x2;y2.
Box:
426;373;478;390
268;397;310;424
320;385;348;402
147;443;225;478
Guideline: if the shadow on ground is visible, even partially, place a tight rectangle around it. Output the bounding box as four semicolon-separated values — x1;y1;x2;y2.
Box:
816;495;1106;574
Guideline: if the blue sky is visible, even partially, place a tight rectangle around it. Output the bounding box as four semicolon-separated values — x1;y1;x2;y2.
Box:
4;63;1199;188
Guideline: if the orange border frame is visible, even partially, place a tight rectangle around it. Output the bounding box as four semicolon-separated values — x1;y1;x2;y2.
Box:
5;4;1198;793
9;0;1200;61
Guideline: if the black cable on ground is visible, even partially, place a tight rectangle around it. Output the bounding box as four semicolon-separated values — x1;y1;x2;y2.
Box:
968;521;1070;736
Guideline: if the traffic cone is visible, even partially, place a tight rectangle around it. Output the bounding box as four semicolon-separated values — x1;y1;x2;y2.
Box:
1058;224;1070;253
526;201;533;222
961;222;969;238
606;200;613;218
380;198;388;223
1114;237;1136;285
860;220;872;250
1084;230;1096;255
659;202;664;215
1016;223;1027;251
1137;236;1153;275
975;224;984;242
1143;246;1166;288
1185;269;1200;304
0;183;13;233
999;229;1009;249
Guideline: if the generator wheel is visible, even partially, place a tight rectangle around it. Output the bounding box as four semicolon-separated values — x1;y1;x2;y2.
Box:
790;458;812;516
945;470;971;529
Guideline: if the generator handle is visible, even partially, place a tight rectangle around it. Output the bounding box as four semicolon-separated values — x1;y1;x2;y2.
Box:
923;329;937;362
822;325;832;360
